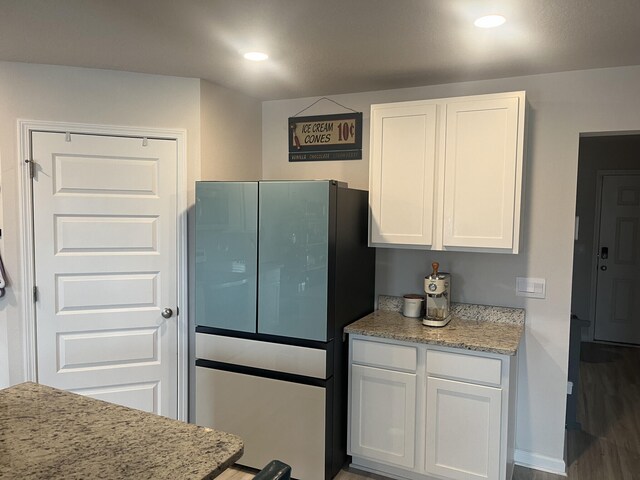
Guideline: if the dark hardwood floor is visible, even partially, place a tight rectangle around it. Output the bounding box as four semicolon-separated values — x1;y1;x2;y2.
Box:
221;342;640;479
514;342;640;480
570;342;640;479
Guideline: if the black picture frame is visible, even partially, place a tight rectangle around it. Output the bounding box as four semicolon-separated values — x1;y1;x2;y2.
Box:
288;112;363;162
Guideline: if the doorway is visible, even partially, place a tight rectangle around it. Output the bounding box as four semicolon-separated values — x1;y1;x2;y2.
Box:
567;133;640;477
572;135;640;344
19;121;189;420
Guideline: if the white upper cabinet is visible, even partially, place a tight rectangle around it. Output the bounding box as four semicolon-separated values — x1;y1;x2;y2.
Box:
443;96;522;250
369;91;526;254
369;102;438;246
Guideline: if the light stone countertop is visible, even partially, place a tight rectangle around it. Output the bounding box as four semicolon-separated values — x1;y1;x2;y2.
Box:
0;382;243;480
345;296;525;355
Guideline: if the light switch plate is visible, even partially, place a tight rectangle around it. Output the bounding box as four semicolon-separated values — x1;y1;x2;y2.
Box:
516;277;546;298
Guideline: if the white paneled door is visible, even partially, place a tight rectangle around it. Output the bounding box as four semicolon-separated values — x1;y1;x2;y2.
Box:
594;174;640;345
31;132;178;417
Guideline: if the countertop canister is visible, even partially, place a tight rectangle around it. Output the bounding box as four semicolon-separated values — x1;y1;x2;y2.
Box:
402;294;424;318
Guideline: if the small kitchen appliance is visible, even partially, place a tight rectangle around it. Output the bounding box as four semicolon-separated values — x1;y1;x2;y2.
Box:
423;262;452;327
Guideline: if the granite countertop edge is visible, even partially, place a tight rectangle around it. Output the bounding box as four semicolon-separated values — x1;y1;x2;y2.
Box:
345;322;521;356
344;296;525;356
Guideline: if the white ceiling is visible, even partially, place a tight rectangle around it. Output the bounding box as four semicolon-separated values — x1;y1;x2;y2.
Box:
1;0;639;100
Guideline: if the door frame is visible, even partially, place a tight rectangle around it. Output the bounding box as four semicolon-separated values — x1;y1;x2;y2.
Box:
18;119;189;421
588;169;640;342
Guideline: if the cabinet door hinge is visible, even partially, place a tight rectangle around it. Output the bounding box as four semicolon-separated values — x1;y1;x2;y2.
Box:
33;286;38;303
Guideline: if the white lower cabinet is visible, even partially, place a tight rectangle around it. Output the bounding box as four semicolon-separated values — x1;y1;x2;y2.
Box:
350;364;417;469
348;336;517;480
425;377;501;480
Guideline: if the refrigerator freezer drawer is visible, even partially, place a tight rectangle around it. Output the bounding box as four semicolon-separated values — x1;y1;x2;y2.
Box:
195;333;327;379
196;366;326;480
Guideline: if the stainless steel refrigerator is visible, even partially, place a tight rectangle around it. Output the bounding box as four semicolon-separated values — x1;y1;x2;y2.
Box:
194;180;375;480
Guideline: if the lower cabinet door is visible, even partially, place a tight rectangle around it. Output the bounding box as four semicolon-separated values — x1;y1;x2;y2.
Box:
350;364;417;469
426;377;502;480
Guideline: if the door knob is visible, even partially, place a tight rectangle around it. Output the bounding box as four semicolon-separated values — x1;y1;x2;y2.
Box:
600;265;607;271
161;308;174;319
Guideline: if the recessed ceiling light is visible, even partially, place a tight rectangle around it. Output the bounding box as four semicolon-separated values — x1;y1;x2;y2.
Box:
243;51;269;61
474;15;506;28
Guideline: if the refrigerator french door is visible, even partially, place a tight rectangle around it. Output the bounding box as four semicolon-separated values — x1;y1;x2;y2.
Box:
194;180;375;480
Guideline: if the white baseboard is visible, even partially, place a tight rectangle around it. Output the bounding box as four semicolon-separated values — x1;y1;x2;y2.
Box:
514;449;567;476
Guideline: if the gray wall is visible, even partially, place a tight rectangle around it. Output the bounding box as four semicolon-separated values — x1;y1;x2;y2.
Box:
200;79;263;180
262;65;640;471
571;135;640;337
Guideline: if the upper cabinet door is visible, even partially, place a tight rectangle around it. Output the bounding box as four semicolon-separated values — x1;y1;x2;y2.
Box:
195;182;258;333
442;96;523;251
369;102;438;247
258;181;329;341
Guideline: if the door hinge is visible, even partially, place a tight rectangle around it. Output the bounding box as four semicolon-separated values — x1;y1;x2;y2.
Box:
25;159;35;179
33;286;38;303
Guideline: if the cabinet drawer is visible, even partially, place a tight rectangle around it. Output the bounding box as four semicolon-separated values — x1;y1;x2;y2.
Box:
426;349;502;386
352;339;417;372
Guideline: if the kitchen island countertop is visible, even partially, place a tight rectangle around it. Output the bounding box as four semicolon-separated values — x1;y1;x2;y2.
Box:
345;298;524;355
0;382;243;480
